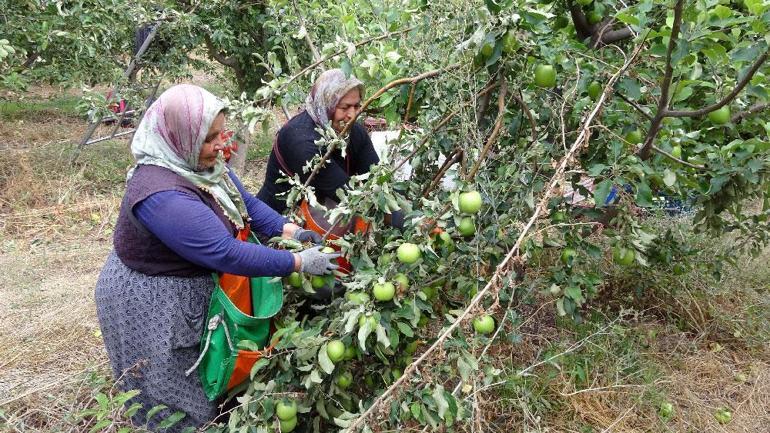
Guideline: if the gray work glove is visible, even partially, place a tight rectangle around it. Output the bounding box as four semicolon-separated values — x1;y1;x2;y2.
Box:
298;246;340;275
292;228;323;244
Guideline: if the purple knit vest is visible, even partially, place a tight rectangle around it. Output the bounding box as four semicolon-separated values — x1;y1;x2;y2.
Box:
113;164;236;277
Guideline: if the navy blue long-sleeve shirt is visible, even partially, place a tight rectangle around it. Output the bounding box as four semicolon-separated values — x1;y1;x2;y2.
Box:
133;171;295;277
257;111;380;214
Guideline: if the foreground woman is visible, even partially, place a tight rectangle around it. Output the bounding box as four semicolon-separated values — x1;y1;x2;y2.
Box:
95;84;338;431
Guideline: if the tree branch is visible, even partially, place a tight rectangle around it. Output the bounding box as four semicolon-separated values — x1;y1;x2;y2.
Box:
651;145;705;170
638;0;684;160
261;26;416;104
392;108;460;173
291;0;321;62
732;102;770;123
203;34;237;67
568;2;592;40
422;148;463;198
511;89;538;147
664;48;770;118
466;78;508;180
616;92;653;122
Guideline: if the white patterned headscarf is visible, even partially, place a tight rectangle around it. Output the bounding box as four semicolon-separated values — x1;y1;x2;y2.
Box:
129;84;248;229
305;69;364;127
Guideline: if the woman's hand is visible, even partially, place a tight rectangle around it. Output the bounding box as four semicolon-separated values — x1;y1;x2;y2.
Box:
292;246;340;274
282;223;322;243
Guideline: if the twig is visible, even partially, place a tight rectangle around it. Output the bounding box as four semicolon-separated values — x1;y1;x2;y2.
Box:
392;108;460;172
665;48;770;118
731;102;770;123
465;78;508;180
260;27;416;103
422;149;462;198
402;82;417;126
291;0;321;62
651;145;705;170
600;406;635;433
638;0;684;160
511;89;538;147
616;92;653;122
342;40;645;433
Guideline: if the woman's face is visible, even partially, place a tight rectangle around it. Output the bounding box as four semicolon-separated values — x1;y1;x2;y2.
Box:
197;113;226;170
332;88;361;133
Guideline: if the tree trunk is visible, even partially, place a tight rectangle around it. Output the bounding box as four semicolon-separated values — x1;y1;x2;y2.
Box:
229;128;250;174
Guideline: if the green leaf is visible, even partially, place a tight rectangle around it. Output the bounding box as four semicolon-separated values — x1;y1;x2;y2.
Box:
375;324;391;348
635;181;654;207
663;169;676;187
396;321;414;337
124;402;143;418
145;404;168;424
432;385;449;419
157;411;186;429
318;343;336;375
594;179;613;206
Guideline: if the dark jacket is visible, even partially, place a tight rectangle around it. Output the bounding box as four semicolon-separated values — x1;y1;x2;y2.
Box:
257;111;379;214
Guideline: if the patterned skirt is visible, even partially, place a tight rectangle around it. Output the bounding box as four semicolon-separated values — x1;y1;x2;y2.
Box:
95;251;218;432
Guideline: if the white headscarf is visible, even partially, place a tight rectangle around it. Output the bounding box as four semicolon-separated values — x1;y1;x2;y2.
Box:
305;69;364;127
129;84;248;229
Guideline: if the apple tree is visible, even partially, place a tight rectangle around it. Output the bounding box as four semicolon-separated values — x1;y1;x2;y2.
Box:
209;0;770;431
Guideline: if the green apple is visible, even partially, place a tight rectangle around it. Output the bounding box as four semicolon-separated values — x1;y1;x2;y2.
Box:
393;273;409;290
459;190;483;214
708;106;731;125
336;371;353;389
612;246;635;266
372;281;396;301
396;243;421;264
587;81;602;101
503;30;518;54
672;263;686;275
419;285;437;301
671;145;682;159
561;248;577;266
587;11;602;24
473;315;495;334
358;314;378;329
279;416;297;432
438;231;454;248
458;216;476;237
625;129;643;145
321;246;336;254
326;340;345;363
417;314;429;328
553;16;570;30
345;291;370;305
659;401;674;418
311;275;327;289
534;64;557;88
276;400;297;420
343;345;357;360
480;41;494;58
287;272;302;288
714;407;732;424
404;340;420;355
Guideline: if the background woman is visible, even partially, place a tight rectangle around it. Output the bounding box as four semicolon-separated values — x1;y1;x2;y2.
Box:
95;84;338;431
257;68;380;214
